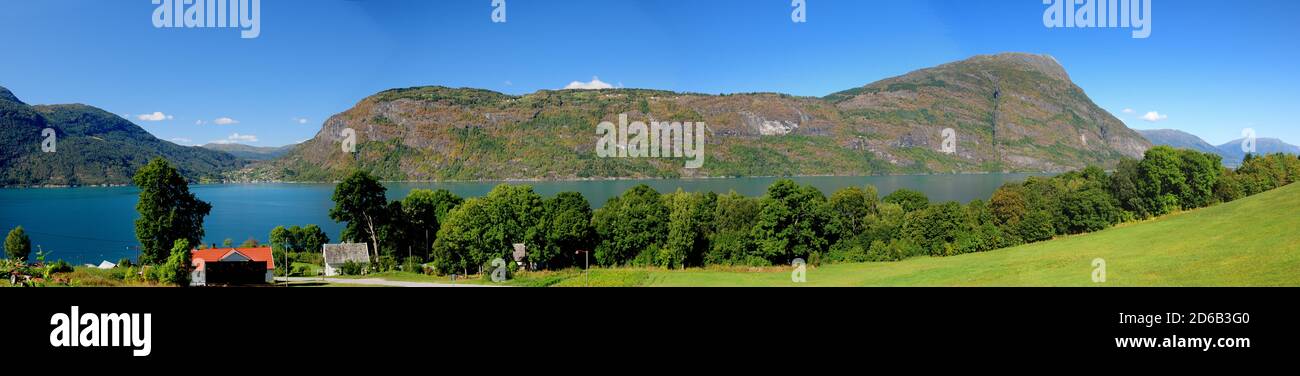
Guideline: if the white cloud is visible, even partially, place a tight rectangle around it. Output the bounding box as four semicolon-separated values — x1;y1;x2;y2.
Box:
1121;108;1135;114
169;137;193;145
293;117;310;125
210;133;258;144
137;112;173;121
213;117;240;125
195;120;205;125
1141;111;1169;122
563;76;614;90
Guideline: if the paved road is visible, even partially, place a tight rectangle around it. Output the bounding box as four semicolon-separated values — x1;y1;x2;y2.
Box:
281;277;497;287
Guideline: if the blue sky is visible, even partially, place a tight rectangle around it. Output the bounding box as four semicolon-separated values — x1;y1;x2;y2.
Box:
0;0;1296;147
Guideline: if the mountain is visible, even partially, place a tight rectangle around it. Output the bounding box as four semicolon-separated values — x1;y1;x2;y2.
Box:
0;86;246;186
1216;138;1300;167
243;53;1151;182
1135;129;1221;154
201;143;296;161
1136;128;1300;167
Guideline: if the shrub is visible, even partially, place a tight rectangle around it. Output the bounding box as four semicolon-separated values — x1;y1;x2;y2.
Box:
374;256;398;272
825;237;870;263
741;255;771;267
158;239;192;286
290;264;315;277
630;247;659;268
339;261;364;276
866;239;921;262
47;259;73;274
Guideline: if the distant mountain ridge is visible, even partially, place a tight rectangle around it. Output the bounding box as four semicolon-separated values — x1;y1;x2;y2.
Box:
201;143;296;161
0;86;245;186
1137;129;1299;167
241;52;1152;182
1135;129;1221;154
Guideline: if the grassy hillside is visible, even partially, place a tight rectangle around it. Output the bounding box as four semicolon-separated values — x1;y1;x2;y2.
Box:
506;181;1299;287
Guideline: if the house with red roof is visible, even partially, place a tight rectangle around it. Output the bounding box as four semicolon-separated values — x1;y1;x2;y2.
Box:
190;247;276;286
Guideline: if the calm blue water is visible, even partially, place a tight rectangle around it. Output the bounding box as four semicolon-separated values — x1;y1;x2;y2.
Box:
0;174;1047;265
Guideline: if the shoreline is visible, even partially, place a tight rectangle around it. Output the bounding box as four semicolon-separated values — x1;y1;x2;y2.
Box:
1;170;1058;189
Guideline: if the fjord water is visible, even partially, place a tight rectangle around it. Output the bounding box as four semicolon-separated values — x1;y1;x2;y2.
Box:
0;174;1048;265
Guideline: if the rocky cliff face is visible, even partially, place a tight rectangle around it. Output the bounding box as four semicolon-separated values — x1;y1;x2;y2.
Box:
243;53;1152;182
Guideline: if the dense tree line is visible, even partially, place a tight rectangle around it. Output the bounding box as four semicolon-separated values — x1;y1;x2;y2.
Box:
269;224;331;275
328;148;1299;275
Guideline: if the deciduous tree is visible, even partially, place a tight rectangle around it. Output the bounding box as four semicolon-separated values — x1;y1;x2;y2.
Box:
133;158;211;265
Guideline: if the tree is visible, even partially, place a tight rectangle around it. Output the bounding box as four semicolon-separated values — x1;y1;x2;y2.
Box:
402;189;462;261
1136;146;1187;217
990;185;1027;227
864;202;906;246
1015;209;1056;243
269;226;295;275
532;192;595;269
377;200;413;261
298;225;330;254
269;226;298;253
1177;149;1221;209
902;202;966;256
270;225;328;275
593;185;668;266
750;180;830;265
431;198;491;275
1109;159;1148;218
883;189;930;213
1060;187;1121;234
484;185;544;268
1019;176;1068;235
330;170;388;260
133;158;211;265
959;199;1003;253
707;191;761;265
5;226;31;261
429;185;543;274
1213;168;1245;203
663;190;715;269
827;186;874;241
158;239;192;286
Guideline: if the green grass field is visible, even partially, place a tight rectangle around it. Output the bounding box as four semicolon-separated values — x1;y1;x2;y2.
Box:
494;181;1300;287
281;182;1297;288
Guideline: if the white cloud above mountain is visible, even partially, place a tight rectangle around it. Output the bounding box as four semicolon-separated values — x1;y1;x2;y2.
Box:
1141;111;1169;122
563;77;614;90
136;112;173;121
210;133;258;144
